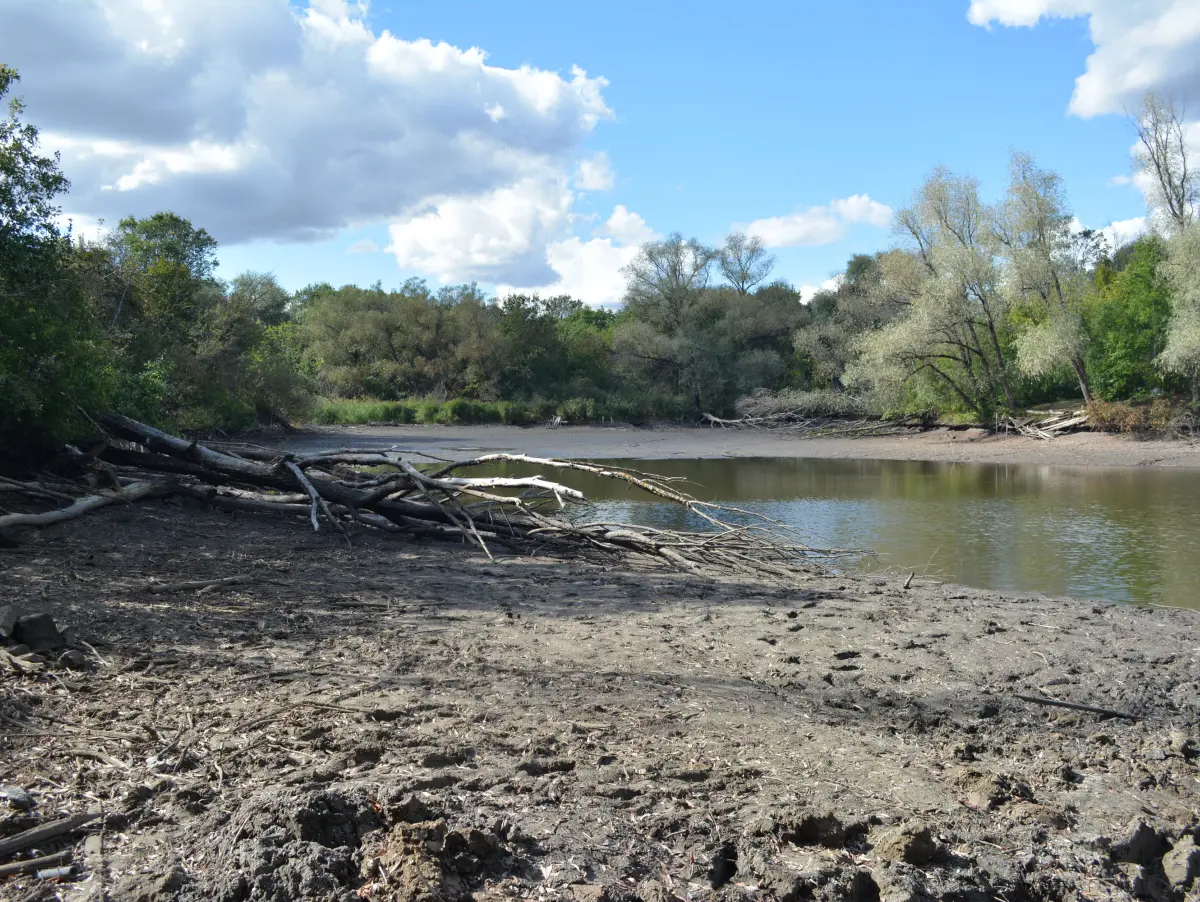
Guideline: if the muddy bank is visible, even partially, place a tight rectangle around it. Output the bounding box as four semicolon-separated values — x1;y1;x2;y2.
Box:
277;424;1200;469
2;504;1199;901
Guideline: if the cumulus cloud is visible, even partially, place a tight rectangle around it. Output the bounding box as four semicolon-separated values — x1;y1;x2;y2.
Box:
799;278;843;304
966;1;1200;117
1099;215;1148;250
575;152;615;191
0;0;612;247
744;195;893;248
386;176;574;285
596;205;656;246
495;205;660;306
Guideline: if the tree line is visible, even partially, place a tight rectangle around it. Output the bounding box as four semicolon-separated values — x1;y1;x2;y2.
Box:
2;62;1198;457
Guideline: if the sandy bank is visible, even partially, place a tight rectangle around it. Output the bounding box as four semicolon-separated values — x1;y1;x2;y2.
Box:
2;505;1199;900
279;423;1200;469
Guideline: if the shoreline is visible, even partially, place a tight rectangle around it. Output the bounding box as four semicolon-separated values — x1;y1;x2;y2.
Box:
1;505;1198;900
277;423;1200;469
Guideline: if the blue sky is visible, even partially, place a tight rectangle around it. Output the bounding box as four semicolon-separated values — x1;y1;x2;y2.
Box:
2;0;1193;303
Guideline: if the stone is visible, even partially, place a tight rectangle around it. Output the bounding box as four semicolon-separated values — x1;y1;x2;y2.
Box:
0;605;19;639
0;785;35;810
1111;820;1170;865
1162;837;1200;890
12;612;65;653
871;821;939;866
55;649;89;670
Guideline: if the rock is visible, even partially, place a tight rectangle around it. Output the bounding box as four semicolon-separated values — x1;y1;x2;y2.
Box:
1163;837;1200;890
0;784;35;810
12;612;65;653
1111;820;1171;865
0;605;19;639
55;649;89;670
871;821;939;865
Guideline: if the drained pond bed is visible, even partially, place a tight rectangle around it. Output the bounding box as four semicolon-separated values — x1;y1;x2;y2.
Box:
2;503;1199;901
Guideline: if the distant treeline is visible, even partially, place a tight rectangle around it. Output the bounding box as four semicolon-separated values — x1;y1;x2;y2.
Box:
3;63;1199;456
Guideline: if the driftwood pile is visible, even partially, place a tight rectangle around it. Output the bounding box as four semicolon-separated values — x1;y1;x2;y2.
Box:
0;412;840;582
1003;410;1090;440
702;411;919;437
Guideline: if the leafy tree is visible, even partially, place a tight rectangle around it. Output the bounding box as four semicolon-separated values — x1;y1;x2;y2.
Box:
998;152;1099;402
1084;236;1172;400
846;168;1016;418
0;65;106;449
1158;223;1200;399
717;232;775;295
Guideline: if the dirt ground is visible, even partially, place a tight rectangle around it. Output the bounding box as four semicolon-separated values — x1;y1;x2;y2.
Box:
2;501;1199;902
275;425;1200;470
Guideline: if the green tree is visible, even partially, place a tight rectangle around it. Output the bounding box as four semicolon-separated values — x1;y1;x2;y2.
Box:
1084;236;1172;400
0;65;106;450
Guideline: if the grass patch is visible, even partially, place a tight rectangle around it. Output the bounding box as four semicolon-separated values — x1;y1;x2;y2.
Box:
310;395;697;426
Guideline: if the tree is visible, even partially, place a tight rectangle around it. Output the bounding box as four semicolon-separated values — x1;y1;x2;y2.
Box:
846;168;1017;418
998;152;1097;402
1131;94;1197;234
1085;236;1172;400
622;234;716;331
717;232;775;295
0;65;106;449
228;272;290;326
1157;223;1200;399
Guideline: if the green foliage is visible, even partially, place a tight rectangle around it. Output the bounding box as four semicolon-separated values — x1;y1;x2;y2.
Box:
1084;236;1173;400
0;66;110;451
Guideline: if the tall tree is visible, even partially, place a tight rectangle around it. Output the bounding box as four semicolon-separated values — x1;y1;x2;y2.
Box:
717;231;775;295
998;152;1097;402
1131;94;1197;234
0;65;104;447
848;168;1017;418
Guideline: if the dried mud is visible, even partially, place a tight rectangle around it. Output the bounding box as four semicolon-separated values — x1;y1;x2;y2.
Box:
1;502;1199;901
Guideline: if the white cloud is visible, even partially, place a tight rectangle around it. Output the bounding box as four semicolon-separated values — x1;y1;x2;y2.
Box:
386;176;573;285
799;278;842;304
744;195;893;248
1100;215;1147;250
0;0;612;247
597;205;656;246
575;152;615;191
967;1;1200;117
1107;174;1132;186
493;204;659;306
346;238;380;254
829;194;894;227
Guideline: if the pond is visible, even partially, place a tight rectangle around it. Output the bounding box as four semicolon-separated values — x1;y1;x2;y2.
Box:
468;456;1200;610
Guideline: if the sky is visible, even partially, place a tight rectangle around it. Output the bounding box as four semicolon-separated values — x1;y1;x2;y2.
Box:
2;0;1199;305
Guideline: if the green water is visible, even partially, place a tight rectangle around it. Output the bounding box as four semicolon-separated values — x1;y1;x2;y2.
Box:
469;457;1200;610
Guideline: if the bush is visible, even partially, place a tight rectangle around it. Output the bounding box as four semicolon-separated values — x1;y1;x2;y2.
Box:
1084;398;1190;435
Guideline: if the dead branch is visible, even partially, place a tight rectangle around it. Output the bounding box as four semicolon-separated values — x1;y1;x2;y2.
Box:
0;480;168;530
0;812;102;860
6;412;849;582
148;575;255;594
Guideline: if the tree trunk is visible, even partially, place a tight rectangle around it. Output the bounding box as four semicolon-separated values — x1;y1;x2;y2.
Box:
1070;357;1094;404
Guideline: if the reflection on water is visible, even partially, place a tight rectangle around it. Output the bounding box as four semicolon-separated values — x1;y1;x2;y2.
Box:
468;457;1200;610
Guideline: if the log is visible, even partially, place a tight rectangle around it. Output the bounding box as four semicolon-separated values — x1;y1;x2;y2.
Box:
148;575;255;594
1014;693;1137;720
0;481;168;530
16;413;853;581
0;850;72;878
0;812;102;860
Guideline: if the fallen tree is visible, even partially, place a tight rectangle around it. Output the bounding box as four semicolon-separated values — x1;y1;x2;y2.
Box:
0;412;851;582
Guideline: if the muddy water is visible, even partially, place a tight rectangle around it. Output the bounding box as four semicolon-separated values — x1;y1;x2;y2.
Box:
472;457;1200;609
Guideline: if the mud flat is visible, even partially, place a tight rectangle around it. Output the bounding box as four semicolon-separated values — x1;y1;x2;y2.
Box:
2;504;1199;901
279;424;1200;469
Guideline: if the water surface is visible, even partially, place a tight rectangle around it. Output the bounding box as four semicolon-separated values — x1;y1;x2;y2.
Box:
469;457;1200;610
